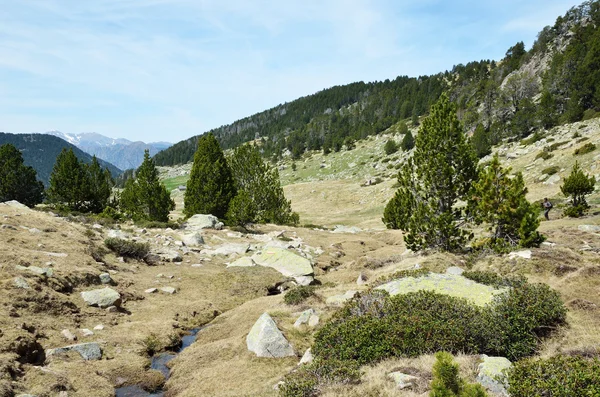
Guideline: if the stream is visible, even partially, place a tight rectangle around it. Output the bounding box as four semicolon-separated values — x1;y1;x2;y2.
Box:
114;328;202;397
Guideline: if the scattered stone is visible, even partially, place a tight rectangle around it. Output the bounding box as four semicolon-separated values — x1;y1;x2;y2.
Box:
543;174;561;185
99;273;113;285
191;263;203;268
326;290;358;306
61;329;77;342
332;225;362;234
476;355;511;396
106;306;119;313
151;249;182;263
46;342;102;361
92;223;103;229
294;309;320;328
93;324;104;331
80;329;94;337
445;266;464;275
211;243;250;256
181;232;205;247
227;256;256;267
44;252;67;258
107;229;129;239
0;200;30;210
246;313;295;358
299;348;313;365
251;247;314;285
15;265;53;277
356;272;368;285
578;225;600;233
294;275;314;286
81;288;121;308
508;250;532;260
387;371;420;390
13;277;30;289
183;214;224;230
160;287;177;295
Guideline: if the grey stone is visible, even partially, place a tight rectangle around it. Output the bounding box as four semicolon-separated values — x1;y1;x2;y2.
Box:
46;342;102;360
251;247;314;284
107;229;129;239
332;225;362;234
151;249;182;262
299;348;313;365
184;214;223;230
356;272;368;285
294;275;314;286
160;286;177;294
145;288;158;294
387;372;420;389
476;355;512;396
13;276;30;289
246;313;294;358
579;224;600;233
106;306;119;313
508;250;532;259
61;329;77;341
212;243;250;256
544;174;561;185
445;266;464;275
294;309;319;328
16;265;53;277
227;256;256;267
181;232;205;247
99;273;112;285
1;200;30;210
80;329;94;337
81;288;121;308
93;324;104;331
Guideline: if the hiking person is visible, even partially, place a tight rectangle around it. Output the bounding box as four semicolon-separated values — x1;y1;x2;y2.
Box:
542;197;553;220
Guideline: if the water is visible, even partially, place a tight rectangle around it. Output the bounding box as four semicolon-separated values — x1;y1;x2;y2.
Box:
114;327;202;396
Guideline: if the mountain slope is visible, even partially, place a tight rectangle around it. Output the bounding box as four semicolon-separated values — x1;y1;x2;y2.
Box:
0;132;122;186
46;131;171;170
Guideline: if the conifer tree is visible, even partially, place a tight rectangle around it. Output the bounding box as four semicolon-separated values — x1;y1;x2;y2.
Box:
0;144;44;207
120;150;174;222
561;161;596;217
227;144;298;225
86;156;114;213
383;94;477;252
468;154;543;249
470;123;491;158
400;129;415;151
47;148;90;211
184;133;235;218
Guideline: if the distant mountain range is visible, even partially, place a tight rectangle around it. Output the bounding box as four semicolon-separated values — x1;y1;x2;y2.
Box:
0;132;122;187
46;131;172;171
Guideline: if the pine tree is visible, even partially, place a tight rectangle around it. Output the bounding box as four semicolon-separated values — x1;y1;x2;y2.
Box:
470;123;491;158
120;150;174;222
47;148;90;211
561;161;596;217
400;129;415;151
0;144;44;207
430;352;488;397
86;156;114;213
383;94;477;251
468;154;543;249
384;139;399;155
184;133;236;219
227;144;298;225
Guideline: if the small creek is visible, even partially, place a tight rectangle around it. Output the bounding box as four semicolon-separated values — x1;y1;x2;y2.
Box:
115;328;202;397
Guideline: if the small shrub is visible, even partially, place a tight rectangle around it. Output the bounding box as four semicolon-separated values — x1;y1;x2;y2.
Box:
507;355;600;397
85;244;108;262
136;220;180;229
384;139;399;155
141;333;162;356
279;358;360;397
535;151;553;161
284;286;316;305
576;137;589;143
574;142;596;155
104;238;150;259
520;132;543;146
373;268;430;286
542;166;560;175
548;141;569;151
462;270;526;289
430;352;488;397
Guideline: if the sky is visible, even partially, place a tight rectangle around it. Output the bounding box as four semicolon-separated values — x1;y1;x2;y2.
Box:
0;0;582;143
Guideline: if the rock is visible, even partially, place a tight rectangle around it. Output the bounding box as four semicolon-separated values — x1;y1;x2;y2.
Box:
181;232;205;246
184;214;224;230
508;250;532;259
92;223;103;229
294;275;314;286
61;329;77;341
227;256;256;267
445;266;464;275
578;224;600;233
544;174;561;185
151;249;182;263
93;324;104;331
99;273;113;285
81;288;121;308
376;273;506;307
476;355;511;396
106;306;119;313
107;229;129;239
506;152;518;159
15;265;53;277
299;348;313;365
13;277;30;289
145;287;158;294
213;243;250;256
251;247;314;285
0;200;30;210
356;272;368;285
332;225;362;234
160;287;177;295
80;329;94;337
46;342;102;361
326;290;358;306
387;372;420;389
294;309;320;328
246;313;295;358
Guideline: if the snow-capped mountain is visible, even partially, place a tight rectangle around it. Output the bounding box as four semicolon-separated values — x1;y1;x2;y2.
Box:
45;131;172;170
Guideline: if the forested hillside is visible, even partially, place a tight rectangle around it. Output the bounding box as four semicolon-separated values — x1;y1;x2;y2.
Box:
155;0;600;166
0;132;122;186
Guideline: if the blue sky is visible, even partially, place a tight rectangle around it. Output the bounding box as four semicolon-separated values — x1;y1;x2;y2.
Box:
0;0;581;143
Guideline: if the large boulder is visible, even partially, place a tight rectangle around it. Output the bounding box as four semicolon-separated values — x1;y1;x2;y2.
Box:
476;355;511;396
184;214;223;231
0;200;30;210
181;232;205;247
246;313;295;358
375;273;506;307
46;342;102;361
251;248;314;285
81;288;121;308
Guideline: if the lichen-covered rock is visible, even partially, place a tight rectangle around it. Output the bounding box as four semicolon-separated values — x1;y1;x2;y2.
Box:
299;348;313;365
227;256;256;267
251;247;313;284
184;214;223;230
387;372;420;389
375;273;506;306
246;313;294;358
293;309;319;328
46;342;102;361
81;287;121;308
476;355;511;396
181;232;205;247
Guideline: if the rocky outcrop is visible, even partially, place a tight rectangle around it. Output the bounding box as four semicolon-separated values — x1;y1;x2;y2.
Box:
46;342;102;361
81;288;121;308
476;355;511;396
246;313;294;358
251;248;314;285
183;214;223;231
387;371;420;390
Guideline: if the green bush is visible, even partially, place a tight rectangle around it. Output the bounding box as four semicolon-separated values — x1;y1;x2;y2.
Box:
384;139;399;155
574;142;596;155
542;166;560;175
507;355;600;397
462;270;526;288
535;151;553;160
284;286;316;305
548;141;569;151
279;358;360;397
430;352;488;397
373;268;430;286
104;237;150;259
